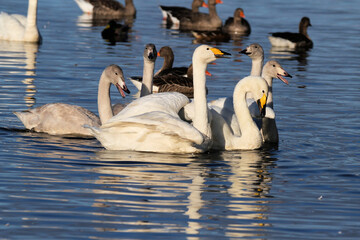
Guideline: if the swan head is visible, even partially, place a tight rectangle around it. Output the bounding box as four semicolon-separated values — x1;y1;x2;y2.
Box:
144;43;157;63
263;60;292;85
239;43;264;60
104;64;130;98
239;76;269;117
193;45;231;64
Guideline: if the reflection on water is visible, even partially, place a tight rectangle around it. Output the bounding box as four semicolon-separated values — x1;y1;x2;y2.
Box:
269;46;309;69
77;13;136;28
86;149;273;238
0;41;39;107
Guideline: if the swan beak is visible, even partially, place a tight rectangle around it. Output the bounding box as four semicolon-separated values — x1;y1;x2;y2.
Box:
239;48;249;55
210;47;231;58
257;93;267;118
115;82;130;98
277;71;292;85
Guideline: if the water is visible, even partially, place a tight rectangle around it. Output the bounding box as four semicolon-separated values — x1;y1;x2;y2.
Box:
0;0;360;239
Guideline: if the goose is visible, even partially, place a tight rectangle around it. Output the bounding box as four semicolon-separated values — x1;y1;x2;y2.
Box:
101;20;130;43
268;17;313;49
223;8;251;35
154;46;188;77
0;0;41;43
14;65;130;137
209;61;291;147
74;0;136;18
159;0;208;26
190;7;250;43
180;0;223;31
87;45;230;153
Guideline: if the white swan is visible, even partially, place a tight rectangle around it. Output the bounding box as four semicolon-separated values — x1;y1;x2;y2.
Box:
87;45;230;153
14;65;130;136
209;43;265;132
0;0;41;43
210;75;268;150
209;61;292;149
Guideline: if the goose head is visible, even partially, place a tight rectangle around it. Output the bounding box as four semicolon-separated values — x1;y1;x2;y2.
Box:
104;64;130;98
144;43;157;63
240;43;264;60
300;17;312;29
157;46;174;59
263;60;292;84
235;8;245;19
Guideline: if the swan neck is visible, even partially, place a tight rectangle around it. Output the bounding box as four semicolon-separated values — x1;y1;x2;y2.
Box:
98;72;113;124
250;57;263;76
192;58;210;137
262;74;274;107
26;0;38;27
233;81;262;146
140;57;155;97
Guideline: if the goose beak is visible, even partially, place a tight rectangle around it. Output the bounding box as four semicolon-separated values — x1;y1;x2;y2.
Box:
202;2;208;8
157;51;161;57
256;92;267;118
216;0;223;4
210;47;231;58
240;11;245;18
205;70;212;76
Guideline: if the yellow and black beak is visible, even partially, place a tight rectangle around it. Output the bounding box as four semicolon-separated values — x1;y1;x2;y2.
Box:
210;47;231;58
256;92;267;118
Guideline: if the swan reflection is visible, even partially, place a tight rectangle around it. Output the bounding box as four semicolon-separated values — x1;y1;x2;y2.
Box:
0;41;39;107
90;149;274;238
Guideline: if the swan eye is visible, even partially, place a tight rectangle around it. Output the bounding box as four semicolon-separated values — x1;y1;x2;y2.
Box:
207;48;209;50
262;90;265;93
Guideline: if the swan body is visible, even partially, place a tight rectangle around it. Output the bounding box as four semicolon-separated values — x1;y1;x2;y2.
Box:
14;65;130;136
0;0;41;43
74;0;136;18
180;0;222;31
88;45;230;153
268;17;313;49
210;76;268;150
209;60;292;146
